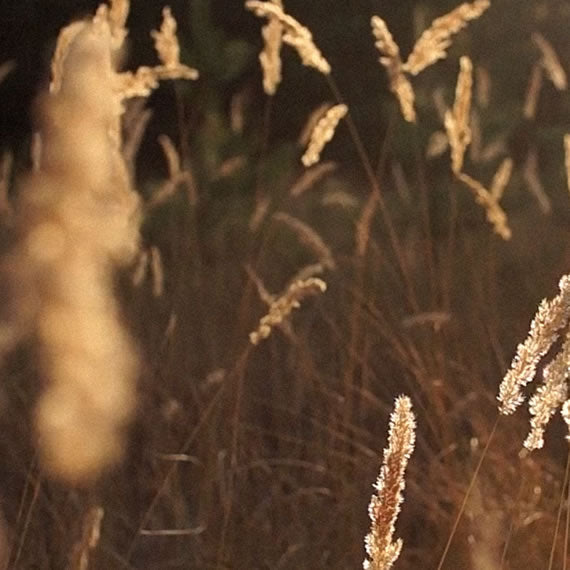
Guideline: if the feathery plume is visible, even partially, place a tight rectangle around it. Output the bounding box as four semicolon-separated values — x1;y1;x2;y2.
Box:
498;275;570;415
245;0;331;75
532;33;567;91
403;0;490;75
5;1;198;484
445;56;473;174
524;330;570;450
249;277;326;345
19;12;140;483
301;104;347;166
364;395;416;570
371;16;416;123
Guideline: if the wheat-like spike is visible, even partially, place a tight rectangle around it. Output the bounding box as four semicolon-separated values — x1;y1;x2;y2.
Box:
249;277;326;345
564;133;570;192
524;329;570;450
532;33;567;91
245;0;331;74
258;0;283;95
301;104;347;167
457;171;511;240
403;0;490;75
371;16;416;123
498;275;570;415
363;395;416;570
445;56;473;174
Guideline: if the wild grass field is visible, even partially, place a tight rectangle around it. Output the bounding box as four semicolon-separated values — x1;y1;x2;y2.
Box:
0;0;569;568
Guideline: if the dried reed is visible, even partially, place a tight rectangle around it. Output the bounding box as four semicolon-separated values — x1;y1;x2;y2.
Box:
364;395;416;570
498;275;570;416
